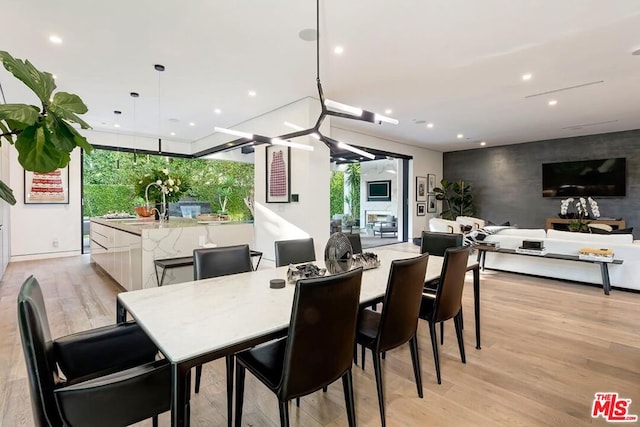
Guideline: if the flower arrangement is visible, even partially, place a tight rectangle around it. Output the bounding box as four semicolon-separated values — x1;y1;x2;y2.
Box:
133;168;190;203
559;197;600;232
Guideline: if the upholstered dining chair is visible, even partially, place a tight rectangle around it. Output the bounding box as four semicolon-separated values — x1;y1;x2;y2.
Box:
419;246;470;384
420;231;465;342
193;244;253;426
355;253;429;426
346;233;363;254
234;268;364;427
274;237;316;267
18;275;171;427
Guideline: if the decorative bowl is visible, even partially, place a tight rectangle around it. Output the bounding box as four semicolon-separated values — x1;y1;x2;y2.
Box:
134;206;155;217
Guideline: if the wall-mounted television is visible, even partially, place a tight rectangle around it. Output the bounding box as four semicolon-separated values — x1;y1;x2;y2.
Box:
367;180;391;201
542;158;626;197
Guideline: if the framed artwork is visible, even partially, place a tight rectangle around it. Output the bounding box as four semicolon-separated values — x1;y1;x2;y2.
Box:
416;176;427;201
265;145;291;203
427;195;437;213
417;203;426;216
427;174;437;194
24;166;69;204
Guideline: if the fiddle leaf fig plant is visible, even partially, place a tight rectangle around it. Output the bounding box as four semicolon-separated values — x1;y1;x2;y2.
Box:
0;51;92;205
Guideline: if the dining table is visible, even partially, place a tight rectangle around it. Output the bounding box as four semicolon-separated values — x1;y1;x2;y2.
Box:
116;245;481;427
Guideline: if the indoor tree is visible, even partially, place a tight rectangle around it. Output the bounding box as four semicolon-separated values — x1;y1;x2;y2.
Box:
432;179;475;220
0;51;92;205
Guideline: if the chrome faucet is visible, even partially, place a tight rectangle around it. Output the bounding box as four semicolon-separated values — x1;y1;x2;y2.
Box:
145;182;167;222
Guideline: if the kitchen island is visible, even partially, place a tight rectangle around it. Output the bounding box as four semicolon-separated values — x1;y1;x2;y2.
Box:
90;217;254;290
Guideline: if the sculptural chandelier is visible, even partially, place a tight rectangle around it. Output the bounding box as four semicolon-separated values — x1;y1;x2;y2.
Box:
214;0;398;159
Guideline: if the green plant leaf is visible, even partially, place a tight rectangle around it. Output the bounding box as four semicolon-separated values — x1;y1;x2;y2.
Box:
15;125;66;173
44;115;75;152
0;179;16;205
0;51;56;103
0;121;13;145
61;121;92;153
51;92;88;114
0;104;40;128
48;104;91;129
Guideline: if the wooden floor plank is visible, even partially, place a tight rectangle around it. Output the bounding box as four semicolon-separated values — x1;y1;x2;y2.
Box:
1;252;639;426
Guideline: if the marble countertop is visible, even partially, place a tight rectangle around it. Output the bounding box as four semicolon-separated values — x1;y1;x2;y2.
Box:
91;217;252;235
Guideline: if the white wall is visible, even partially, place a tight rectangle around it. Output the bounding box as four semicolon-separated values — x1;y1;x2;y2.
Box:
252;98;330;262
331;127;443;239
9;146;83;261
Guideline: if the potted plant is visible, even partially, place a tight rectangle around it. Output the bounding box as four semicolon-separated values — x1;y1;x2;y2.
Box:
133;167;190;218
0;51;92;205
432;179;475;220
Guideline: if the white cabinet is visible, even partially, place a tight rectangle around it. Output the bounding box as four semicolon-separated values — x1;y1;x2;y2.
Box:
90;221;140;291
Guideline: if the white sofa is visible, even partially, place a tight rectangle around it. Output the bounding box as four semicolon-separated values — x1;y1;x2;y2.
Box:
429;216;486;234
483;228;640;291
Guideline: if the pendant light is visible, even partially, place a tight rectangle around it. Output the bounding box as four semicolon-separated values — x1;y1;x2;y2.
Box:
155;64;165;154
113;110;121;168
130;92;139;165
213;0;397;159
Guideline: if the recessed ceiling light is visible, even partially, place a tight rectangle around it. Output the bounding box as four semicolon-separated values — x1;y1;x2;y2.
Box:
49;34;63;44
214;108;221;114
480;141;487;146
248;90;256;97
189;122;195;126
170;132;176;136
384;109;392;114
113;124;120;128
427;123;434;128
522;73;532;81
548;100;558;106
334;46;344;55
457;133;464;139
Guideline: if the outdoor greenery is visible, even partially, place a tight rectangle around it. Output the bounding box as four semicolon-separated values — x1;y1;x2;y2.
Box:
344;163;361;223
330;171;344;217
432;179;475;220
329;163;361;223
0;51;92;205
83;149;254;220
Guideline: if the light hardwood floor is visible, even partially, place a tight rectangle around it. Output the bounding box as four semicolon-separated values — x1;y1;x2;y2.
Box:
1;253;639;426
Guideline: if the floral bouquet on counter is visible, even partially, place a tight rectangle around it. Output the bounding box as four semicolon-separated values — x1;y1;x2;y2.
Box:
560;197;600;232
133;168;190;203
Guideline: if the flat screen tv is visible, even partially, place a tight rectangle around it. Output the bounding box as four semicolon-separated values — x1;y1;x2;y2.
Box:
542;158;626;197
367;180;391;201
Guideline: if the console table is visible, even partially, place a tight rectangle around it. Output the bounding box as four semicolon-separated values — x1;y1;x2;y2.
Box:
545;217;625;231
476;245;622;295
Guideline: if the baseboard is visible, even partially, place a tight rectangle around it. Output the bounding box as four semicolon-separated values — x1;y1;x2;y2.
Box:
10;250;82;263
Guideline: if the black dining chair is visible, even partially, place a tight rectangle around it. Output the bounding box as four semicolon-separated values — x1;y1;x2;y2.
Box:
355;254;429;427
346;233;363;255
234;268;363;427
274;237;316;267
421;230;465;339
419;246;470;384
193;244;253;426
18;275;171;427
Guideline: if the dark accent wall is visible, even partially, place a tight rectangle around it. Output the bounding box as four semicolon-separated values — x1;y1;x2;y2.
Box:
443;129;640;239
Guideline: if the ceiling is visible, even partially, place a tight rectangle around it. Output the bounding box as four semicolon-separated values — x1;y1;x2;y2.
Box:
2;0;640;154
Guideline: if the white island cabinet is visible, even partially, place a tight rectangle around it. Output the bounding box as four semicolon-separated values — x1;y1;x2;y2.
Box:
90;218;254;290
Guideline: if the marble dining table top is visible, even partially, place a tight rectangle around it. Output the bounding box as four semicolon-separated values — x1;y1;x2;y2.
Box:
117;244;478;363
